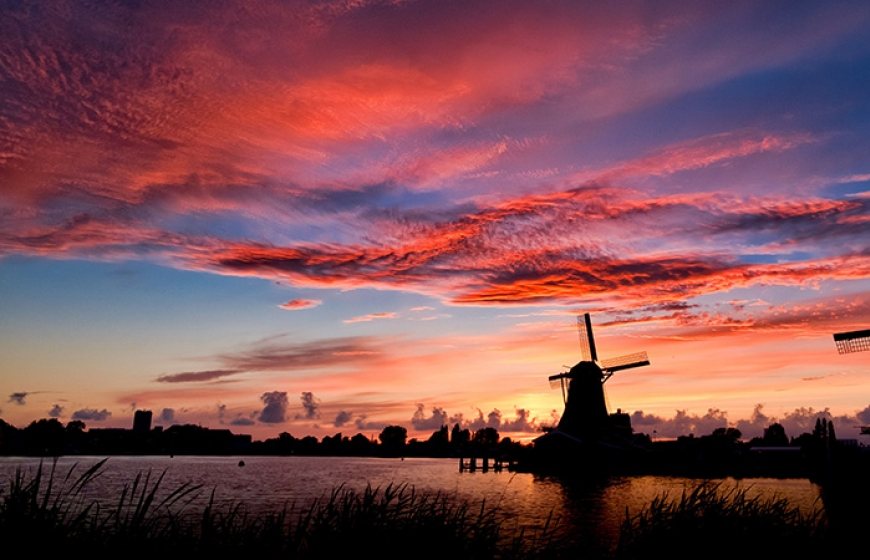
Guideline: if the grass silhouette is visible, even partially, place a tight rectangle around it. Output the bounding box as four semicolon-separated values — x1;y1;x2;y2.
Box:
614;482;827;560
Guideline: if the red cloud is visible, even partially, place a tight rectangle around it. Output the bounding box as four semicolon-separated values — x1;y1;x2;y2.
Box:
0;3;866;314
453;253;870;306
2;176;865;311
186;184;866;307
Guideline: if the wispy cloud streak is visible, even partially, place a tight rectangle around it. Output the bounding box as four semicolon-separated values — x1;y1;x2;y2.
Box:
343;312;398;324
156;369;242;383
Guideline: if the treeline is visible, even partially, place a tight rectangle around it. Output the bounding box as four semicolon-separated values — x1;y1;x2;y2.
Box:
0;417;528;458
0;418;250;456
632;419;862;479
254;424;528;459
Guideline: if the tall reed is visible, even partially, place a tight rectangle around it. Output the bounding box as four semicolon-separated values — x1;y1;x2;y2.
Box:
615;482;827;560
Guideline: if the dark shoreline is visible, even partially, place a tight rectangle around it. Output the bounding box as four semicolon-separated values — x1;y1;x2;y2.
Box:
3;416;868;486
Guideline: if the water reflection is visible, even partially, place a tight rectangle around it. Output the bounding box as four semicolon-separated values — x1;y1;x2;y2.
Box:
0;456;822;550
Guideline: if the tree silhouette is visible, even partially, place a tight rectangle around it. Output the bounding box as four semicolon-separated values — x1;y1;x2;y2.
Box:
472;427;499;449
451;423;470;447
348;433;372;455
813;418;825;438
22;418;65;455
66;420;86;433
710;427;742;441
426;425;449;456
762;423;788;446
378;425;407;454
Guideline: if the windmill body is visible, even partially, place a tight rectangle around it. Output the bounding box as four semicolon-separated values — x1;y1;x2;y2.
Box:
555;361;608;437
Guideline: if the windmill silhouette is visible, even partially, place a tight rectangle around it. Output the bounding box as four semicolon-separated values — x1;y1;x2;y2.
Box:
548;313;650;439
833;328;870;435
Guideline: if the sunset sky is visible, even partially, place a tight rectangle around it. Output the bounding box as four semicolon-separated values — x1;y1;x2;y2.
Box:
1;0;868;442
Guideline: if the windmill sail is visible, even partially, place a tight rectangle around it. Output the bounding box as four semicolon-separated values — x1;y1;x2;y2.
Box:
601;351;650;372
834;329;870;354
548;372;570;403
577;313;598;362
549;372;569;388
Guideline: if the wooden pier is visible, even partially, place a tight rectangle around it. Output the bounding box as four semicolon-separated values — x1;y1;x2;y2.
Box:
458;455;514;472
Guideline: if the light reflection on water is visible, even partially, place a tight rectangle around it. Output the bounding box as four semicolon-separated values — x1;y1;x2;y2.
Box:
0;456;823;548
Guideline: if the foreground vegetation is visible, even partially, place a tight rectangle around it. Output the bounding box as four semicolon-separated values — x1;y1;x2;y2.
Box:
614;484;829;560
0;460;521;558
0;460;845;559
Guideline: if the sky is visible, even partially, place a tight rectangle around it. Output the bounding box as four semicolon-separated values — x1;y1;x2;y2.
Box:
1;0;868;442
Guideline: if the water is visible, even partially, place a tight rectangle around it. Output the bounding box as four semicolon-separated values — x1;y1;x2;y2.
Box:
0;456;823;549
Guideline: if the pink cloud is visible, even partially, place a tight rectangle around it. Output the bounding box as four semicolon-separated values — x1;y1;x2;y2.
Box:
278;299;322;311
587;131;816;182
0;3;867;317
1;174;865;312
0;0;684;211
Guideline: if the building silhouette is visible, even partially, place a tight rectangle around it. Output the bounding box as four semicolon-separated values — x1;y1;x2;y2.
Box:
133;410;152;433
